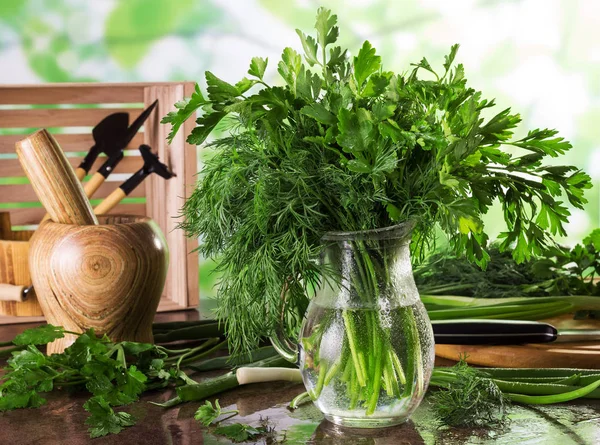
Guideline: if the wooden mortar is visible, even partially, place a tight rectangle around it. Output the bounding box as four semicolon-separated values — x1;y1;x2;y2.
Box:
29;215;169;354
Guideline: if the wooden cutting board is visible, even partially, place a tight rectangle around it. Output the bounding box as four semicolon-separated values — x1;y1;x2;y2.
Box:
435;315;600;369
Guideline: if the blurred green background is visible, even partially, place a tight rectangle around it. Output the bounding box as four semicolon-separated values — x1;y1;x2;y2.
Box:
1;0;599;301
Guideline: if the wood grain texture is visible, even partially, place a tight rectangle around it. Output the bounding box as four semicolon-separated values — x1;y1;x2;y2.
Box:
0;133;144;154
7;203;146;227
0;108;142;129
0;213;11;241
144;85;199;309
29;215;169;354
183;82;200;308
435;316;600;369
0;234;43;316
0;181;144;204
0;82;194;105
435;342;600;369
0;82;198;322
1;155;142;179
15;129;98;225
0;85;145;105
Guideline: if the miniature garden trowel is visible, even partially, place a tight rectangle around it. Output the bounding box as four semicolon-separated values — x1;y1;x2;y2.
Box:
94;144;175;215
82;99;159;198
74;112;129;181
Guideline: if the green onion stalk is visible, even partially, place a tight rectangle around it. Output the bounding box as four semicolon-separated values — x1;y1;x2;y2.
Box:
296;224;433;421
420;295;600;321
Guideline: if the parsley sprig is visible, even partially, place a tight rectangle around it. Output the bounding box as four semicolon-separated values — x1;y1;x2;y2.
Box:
164;7;591;355
0;325;192;438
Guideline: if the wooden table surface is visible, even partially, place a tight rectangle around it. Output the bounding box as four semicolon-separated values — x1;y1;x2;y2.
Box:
1;312;599;445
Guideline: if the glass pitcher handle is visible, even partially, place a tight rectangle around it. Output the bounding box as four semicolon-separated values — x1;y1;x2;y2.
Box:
269;285;299;363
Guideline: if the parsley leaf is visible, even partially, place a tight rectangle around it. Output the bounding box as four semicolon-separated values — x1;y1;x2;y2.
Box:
353;40;381;88
161;84;207;143
248;56;268;80
205;71;240;102
84;396;136;438
194;399;239;426
315;7;338;53
277;47;302;94
13;324;65;346
213;423;266;443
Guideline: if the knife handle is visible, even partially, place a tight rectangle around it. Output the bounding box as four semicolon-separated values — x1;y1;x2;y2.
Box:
432;319;558;345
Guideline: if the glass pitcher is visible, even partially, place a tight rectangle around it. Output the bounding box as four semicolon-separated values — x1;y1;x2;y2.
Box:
273;222;435;428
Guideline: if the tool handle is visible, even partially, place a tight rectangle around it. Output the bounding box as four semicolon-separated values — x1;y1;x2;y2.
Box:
74;167;87;181
94;188;126;215
432;319;558;345
83;172;106;199
16;130;98;226
121;168;148;195
0;283;27;302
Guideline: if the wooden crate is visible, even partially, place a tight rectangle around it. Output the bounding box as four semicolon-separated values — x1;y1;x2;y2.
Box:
0;82;199;323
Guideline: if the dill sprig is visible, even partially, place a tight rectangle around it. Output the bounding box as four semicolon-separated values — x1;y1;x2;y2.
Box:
431;359;509;428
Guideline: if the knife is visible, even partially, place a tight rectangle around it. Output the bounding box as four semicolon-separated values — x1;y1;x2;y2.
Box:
432;319;600;345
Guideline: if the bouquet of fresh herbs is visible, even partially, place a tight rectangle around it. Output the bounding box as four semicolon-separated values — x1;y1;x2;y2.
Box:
163;6;591;418
164;6;590;353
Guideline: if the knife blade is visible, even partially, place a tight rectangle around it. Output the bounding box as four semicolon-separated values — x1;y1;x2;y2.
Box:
432;319;600;345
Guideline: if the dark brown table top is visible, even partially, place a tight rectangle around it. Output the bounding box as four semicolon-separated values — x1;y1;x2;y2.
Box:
1;312;599;445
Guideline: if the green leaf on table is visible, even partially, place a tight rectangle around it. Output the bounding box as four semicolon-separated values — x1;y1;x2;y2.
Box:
84;396;136;438
119;341;156;357
13;324;65;346
161;84;207;143
195;399;222;426
354;41;381;87
213;423;265;443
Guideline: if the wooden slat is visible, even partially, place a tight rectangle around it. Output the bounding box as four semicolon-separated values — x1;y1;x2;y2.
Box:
0;181;145;203
0;85;145;105
0;82;194;106
8;202;147;226
0;108;143;129
2;155;142;178
184;82;199;308
0;132;144;154
144;84;197;309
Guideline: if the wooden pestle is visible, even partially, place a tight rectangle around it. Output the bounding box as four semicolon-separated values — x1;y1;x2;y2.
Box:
15;129;98;226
